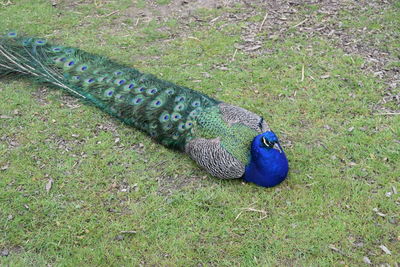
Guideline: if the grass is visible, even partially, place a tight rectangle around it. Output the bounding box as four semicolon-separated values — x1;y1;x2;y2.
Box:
0;0;399;266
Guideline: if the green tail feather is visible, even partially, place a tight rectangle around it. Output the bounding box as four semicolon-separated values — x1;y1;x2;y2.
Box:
0;31;220;149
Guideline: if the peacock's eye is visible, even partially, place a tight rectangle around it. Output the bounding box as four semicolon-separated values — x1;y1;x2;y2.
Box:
262;136;274;148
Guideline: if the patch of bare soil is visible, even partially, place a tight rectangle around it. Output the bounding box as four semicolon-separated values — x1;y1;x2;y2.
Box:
156;173;209;196
231;0;399;112
122;0;399;112
124;0;224;22
0;246;23;257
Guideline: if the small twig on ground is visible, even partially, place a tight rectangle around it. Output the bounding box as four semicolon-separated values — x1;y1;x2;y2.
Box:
241;207;267;213
120;230;137;234
235;207;268;221
374;112;400;115
231;49;238;62
301;64;305;82
259;12;268;32
210;16;220;23
135;18;140;26
234;211;243;221
291;18;308;28
96;10;119;18
188;36;201;42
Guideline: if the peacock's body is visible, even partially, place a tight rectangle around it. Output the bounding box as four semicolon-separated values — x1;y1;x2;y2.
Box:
0;32;289;187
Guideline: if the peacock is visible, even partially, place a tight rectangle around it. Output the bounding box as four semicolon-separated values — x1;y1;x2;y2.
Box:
0;31;289;187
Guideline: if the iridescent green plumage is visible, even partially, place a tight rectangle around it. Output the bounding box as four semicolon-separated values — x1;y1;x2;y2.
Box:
0;32;270;179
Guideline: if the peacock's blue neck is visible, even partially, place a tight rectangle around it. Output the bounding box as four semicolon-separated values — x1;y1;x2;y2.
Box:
244;132;289;187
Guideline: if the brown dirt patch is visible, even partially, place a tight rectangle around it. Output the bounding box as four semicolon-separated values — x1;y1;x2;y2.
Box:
124;0;223;22
119;1;399;112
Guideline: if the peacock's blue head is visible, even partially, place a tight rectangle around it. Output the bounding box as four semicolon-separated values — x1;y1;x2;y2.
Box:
244;131;289;187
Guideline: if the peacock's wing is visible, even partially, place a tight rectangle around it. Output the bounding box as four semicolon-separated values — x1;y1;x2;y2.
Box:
186;103;269;179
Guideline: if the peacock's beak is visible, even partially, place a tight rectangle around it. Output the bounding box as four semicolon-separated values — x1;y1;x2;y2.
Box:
274;142;284;153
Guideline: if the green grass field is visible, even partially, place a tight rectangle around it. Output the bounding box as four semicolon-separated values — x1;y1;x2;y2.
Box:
0;0;399;265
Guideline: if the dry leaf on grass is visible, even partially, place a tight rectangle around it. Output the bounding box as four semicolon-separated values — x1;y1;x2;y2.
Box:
45;178;53;193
